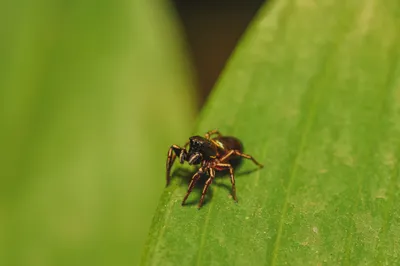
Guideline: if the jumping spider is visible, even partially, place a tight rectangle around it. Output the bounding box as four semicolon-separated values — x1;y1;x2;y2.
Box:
166;130;263;209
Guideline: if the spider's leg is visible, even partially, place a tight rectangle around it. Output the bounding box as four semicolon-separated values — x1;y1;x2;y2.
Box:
219;150;235;162
182;167;204;205
233;150;264;168
220;150;264;168
204;129;222;140
216;163;237;202
183;140;190;148
198;168;215;209
166;144;185;186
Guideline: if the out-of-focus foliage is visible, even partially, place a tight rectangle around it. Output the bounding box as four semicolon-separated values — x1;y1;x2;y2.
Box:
142;0;400;265
0;0;196;265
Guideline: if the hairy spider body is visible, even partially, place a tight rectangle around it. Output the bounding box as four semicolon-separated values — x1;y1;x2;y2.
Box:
166;130;263;209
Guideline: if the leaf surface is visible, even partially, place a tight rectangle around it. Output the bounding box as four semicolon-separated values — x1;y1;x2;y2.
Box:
142;0;400;265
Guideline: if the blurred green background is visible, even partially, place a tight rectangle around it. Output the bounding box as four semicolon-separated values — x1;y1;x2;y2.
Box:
0;0;263;265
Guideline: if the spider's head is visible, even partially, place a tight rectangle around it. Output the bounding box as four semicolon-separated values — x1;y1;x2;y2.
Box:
187;136;216;164
172;138;203;165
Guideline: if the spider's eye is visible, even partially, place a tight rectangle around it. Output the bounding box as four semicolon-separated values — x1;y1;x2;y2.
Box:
188;152;202;165
190;140;198;150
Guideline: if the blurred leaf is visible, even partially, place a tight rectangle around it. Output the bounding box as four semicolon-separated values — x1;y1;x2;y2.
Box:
0;0;196;265
142;0;400;265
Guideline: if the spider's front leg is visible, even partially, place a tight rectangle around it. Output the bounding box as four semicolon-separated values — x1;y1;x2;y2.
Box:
181;167;206;205
198;167;216;208
166;143;188;186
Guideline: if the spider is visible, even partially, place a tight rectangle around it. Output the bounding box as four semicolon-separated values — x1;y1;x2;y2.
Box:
166;130;263;209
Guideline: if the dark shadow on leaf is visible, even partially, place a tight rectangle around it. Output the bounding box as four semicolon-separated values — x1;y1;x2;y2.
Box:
170;158;262;207
213;167;261;194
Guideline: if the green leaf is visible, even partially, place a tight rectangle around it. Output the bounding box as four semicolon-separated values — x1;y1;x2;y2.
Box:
0;0;195;265
142;0;400;265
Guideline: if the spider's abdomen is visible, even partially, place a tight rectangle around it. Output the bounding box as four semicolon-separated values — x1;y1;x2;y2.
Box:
213;136;243;154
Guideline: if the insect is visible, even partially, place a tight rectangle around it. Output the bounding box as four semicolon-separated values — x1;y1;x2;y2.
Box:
166;130;263;209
